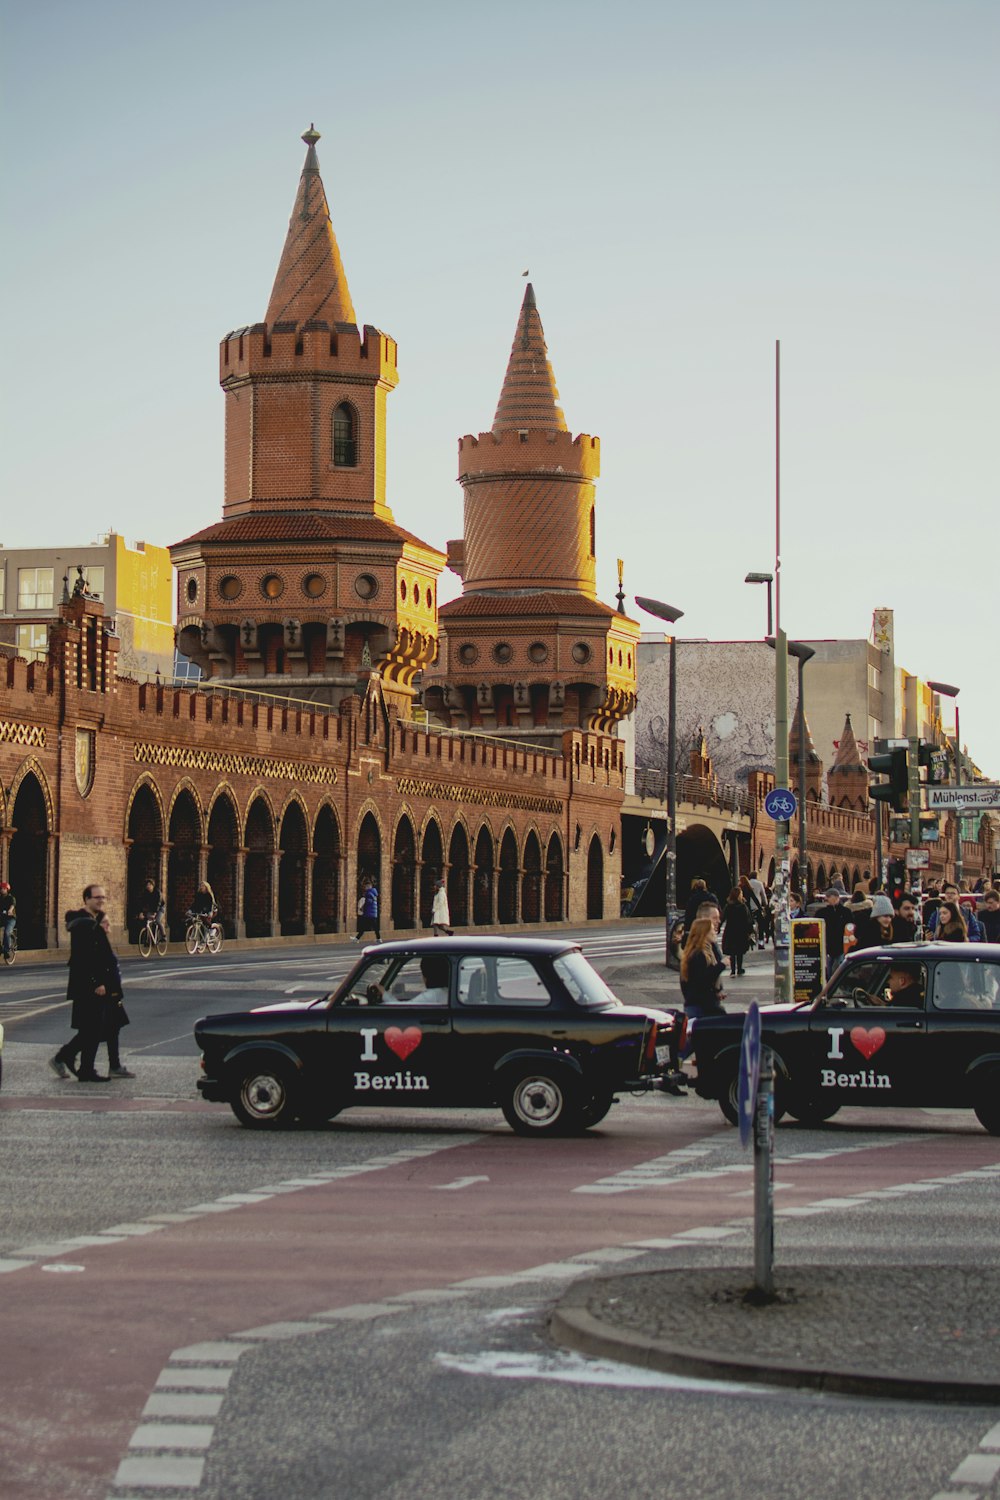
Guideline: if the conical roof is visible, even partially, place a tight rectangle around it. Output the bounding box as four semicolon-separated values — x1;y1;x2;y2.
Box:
492;283;567;433
265;126;356;329
789;698;822;763
832;712;864;769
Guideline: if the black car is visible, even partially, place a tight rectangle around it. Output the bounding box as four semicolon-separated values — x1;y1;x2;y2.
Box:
195;937;673;1136
692;943;1000;1135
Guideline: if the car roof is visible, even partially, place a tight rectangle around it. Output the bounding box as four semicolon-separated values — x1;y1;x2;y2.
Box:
354;936;582;958
847;942;1000;960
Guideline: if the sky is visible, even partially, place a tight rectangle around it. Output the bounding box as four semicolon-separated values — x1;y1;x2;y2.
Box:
2;0;997;774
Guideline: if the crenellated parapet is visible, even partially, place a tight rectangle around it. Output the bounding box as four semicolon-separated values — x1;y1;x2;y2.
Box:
220;321;398;391
458;427;600;483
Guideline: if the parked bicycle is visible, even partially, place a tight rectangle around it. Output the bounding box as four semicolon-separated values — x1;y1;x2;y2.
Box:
185;909;224;956
2;921;16;966
137;912;167;958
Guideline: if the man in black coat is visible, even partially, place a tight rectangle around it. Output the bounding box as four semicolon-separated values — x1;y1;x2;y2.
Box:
50;884;118;1082
818;888;851;977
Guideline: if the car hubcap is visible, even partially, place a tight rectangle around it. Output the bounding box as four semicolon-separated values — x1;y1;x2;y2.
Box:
514;1076;562;1127
242;1074;285;1119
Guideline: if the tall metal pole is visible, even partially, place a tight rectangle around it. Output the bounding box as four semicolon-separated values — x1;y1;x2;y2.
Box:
766;581;773;639
773;341;791;1001
666;630;678;924
798;655;807;899
954;702;964;888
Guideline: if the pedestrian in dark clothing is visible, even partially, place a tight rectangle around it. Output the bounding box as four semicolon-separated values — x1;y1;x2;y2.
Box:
721;888;752;976
853;893;896;951
50;885;124;1082
818;889;851;976
682;880;709;929
934;900;968;942
980;890;1000;943
679;917;726;1059
738;874;767;946
891;894;920;944
354;877;381;942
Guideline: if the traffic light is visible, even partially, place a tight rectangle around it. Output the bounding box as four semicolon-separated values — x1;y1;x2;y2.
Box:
919;742;948;785
886;858;907;904
869;746;908;812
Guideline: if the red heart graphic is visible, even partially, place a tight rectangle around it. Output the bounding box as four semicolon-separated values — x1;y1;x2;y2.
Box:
385;1026;422;1061
850;1026;886;1060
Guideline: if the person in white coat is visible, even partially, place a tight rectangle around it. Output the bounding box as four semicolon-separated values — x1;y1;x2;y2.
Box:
431;879;453;936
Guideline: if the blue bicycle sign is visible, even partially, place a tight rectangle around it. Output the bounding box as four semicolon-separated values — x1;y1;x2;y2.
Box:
763;787;798;821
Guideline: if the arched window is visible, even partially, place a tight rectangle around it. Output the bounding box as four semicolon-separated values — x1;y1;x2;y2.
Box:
333;403;358;467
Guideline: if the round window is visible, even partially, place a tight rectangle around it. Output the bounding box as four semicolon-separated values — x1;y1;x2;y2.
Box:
493;642;513;664
355;573;378;600
528;641;548;664
303;573;326;598
186;577;198;604
458;643;478;665
219;575;242;601
572;642;591;665
261;574;284;600
400;578;407;602
414;583;422;607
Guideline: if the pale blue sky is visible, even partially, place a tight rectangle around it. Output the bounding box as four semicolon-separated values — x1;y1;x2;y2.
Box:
2;0;997;773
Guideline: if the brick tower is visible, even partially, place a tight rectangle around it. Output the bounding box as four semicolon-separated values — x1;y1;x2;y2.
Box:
423;283;638;745
170;127;444;710
827;712;868;810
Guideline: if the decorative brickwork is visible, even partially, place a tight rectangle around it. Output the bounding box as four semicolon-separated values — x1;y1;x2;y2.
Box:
0;720;47;748
134;743;338;785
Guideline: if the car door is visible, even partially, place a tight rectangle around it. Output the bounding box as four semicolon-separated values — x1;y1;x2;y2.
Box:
925;956;1000;1106
450;954;562;1097
325;951;454;1106
804;955;931;1108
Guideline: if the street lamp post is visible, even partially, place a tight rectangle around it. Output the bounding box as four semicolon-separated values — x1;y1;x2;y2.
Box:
927;680;962;887
635;595;684;965
744;572;774;637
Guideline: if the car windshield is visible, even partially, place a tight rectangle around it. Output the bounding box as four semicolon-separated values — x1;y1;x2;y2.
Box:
331;952;451;1008
815;957;927;1010
553;950;621;1010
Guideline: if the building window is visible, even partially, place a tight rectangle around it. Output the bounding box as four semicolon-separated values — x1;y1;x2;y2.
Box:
493;642;513;664
868;664;881;692
528;642;548;664
186;577;198;604
0;568;5;612
355;573;378;600
303;573;326;598
333;403;358;467
83;566;105;599
458;643;478;665
572;642;591;665
219;575;242;600
16;623;48;661
17;567;54;610
261;574;284;600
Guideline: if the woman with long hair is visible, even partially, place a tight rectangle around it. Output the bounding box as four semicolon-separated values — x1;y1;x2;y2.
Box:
680;917;727;1021
934;900;968;942
722;886;753;976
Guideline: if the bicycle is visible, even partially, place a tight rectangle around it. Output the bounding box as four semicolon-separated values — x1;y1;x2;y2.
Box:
2;923;16;966
137;912;167;958
185;910;224;956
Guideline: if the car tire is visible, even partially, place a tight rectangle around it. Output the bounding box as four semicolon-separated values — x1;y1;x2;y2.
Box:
500;1065;583;1137
787;1095;841;1126
719;1066;787;1127
230;1057;300;1129
974;1077;1000;1137
580;1088;615;1129
298;1101;344;1129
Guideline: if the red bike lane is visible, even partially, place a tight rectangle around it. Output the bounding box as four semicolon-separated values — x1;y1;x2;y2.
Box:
4;1109;998;1500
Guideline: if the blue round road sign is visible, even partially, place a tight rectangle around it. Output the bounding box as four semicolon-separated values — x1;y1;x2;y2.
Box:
764;787;798;821
738;1000;761;1149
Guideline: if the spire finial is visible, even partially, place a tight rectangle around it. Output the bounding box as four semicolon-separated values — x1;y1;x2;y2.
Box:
302;123;320;146
266;125;356;327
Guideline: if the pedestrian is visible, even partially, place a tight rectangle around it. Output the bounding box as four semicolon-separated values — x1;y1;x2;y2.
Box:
50;884;128;1082
818;887;851;976
892;893;920;943
695;899;725;963
137;876;165;940
738;874;766;946
928;883;982;941
854;893;896;950
933;900;968;942
679;917;727;1036
682;879;709;929
430;878;453;936
980;889;1000;943
0;881;15;960
354;876;381;942
721;887;752;976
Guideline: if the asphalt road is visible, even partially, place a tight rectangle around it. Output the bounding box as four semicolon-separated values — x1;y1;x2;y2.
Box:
2;929;999;1500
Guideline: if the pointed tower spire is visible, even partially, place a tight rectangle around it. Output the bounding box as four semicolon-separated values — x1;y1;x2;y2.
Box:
265;125;356;329
832;712;863;769
789;698;821;764
492;283;567;433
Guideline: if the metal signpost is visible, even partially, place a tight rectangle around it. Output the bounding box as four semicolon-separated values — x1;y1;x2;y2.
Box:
763;787;796;1006
739;1001;774;1296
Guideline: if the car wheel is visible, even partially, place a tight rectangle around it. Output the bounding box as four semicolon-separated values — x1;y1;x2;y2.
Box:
787;1094;841;1126
974;1076;1000;1136
718;1067;787;1127
298;1101;344;1128
230;1058;299;1129
500;1066;583;1137
580;1088;615;1128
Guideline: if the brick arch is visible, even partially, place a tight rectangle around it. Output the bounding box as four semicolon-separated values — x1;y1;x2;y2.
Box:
123;774;166;844
391;808;417;930
473;822;495;927
497;824;520;924
242;786;278;846
207;788;240;938
277;789;313;847
312;799;342;935
8;756;55;832
586;831;604;919
278;797;309;937
447;819;471;928
354;803;384;916
544;831;565;922
7;760;53;949
166;784;203;937
521;826;543;924
418;813;445;928
244;792;277;938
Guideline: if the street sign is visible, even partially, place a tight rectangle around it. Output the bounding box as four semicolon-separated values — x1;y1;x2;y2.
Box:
906;848;930;869
737;1000;761;1149
764;787;797;821
790;918;826;1003
926;785;1000;812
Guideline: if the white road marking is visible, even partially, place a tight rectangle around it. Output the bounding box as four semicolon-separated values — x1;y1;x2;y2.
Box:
435;1175;490;1190
434;1348;769;1394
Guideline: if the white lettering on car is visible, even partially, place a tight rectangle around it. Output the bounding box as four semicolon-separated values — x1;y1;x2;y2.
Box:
359;1028;378;1062
820;1069;890;1090
826;1027;845;1060
354;1071;429;1092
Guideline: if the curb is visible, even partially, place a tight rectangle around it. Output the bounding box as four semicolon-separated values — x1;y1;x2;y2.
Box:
550;1276;1000;1405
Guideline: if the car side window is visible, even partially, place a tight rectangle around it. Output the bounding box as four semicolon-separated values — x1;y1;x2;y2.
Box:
456;956;553;1007
823;960;892;1008
932;961;1000;1011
